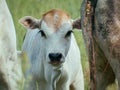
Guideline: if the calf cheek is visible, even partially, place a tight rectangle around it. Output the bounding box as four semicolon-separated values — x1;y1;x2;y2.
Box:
64;41;71;57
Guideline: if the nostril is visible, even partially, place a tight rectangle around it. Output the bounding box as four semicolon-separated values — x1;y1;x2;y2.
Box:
49;53;62;61
57;53;62;59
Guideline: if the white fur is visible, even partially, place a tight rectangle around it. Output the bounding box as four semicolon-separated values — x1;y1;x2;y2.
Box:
0;0;23;90
22;14;84;90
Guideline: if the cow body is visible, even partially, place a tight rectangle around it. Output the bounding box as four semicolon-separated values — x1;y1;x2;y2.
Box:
0;0;23;90
20;9;84;90
81;0;120;90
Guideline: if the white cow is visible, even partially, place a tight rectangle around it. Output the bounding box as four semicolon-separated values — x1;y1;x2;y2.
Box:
20;9;84;90
0;0;23;90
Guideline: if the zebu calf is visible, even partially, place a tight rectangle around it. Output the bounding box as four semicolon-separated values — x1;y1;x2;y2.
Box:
20;9;84;90
0;0;23;90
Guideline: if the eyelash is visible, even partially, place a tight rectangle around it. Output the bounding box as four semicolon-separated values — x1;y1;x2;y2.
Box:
65;30;73;38
39;30;73;38
39;30;46;38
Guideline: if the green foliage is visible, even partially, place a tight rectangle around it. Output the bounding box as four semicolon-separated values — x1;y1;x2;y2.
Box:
7;0;89;89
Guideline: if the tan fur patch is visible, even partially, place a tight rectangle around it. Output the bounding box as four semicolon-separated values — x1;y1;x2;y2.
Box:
42;9;70;31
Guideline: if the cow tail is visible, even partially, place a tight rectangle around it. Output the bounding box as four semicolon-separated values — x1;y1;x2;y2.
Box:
84;0;98;90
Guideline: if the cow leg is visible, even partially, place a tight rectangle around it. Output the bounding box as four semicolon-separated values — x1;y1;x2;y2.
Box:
95;45;115;90
109;59;120;90
106;44;120;90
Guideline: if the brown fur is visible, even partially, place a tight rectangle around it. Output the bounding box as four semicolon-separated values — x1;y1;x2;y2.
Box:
42;9;70;31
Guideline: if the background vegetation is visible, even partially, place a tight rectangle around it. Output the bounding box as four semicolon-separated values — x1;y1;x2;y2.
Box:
7;0;89;89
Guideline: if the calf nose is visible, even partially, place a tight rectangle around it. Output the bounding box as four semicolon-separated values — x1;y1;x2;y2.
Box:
49;53;62;62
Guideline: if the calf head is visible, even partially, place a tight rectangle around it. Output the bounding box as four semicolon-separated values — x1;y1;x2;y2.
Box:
20;9;80;67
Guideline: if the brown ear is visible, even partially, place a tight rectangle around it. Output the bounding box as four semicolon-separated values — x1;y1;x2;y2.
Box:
72;18;81;29
19;16;40;29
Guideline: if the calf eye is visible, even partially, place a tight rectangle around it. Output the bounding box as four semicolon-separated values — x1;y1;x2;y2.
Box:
65;30;73;38
39;30;46;38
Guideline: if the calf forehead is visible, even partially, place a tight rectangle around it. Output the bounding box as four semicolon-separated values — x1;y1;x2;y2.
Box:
42;9;71;31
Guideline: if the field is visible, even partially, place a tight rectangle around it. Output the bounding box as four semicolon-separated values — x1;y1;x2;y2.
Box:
7;0;89;89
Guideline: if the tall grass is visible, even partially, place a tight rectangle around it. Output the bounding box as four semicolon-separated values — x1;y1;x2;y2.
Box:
7;0;89;89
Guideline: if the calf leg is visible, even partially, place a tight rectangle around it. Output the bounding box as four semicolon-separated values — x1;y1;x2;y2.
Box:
24;78;37;90
70;69;84;90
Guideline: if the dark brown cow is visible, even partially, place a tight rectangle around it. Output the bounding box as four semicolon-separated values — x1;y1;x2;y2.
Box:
80;0;120;90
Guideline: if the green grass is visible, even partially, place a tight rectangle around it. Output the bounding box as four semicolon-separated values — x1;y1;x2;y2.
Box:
7;0;89;89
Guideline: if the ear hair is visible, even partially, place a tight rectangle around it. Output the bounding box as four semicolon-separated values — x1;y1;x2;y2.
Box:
72;18;81;29
19;16;40;29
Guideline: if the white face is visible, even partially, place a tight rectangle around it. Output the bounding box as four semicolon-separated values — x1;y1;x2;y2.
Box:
40;20;73;66
20;9;80;67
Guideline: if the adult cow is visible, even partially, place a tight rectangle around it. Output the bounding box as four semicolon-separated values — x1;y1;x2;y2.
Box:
0;0;23;90
20;9;84;90
80;0;120;90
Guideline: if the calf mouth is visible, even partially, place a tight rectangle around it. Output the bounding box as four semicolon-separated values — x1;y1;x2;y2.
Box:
49;60;64;66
